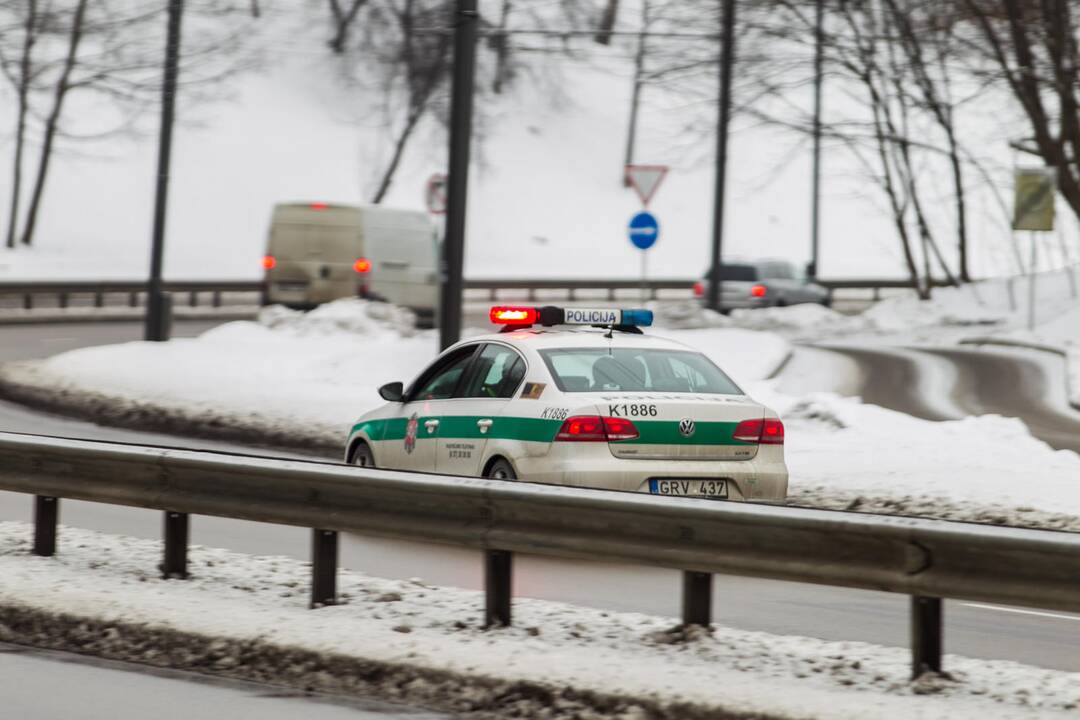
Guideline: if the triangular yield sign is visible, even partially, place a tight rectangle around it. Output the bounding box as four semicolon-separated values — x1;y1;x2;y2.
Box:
625;164;669;207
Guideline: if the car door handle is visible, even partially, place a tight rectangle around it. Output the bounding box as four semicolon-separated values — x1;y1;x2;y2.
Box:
476;419;493;434
424;419;440;433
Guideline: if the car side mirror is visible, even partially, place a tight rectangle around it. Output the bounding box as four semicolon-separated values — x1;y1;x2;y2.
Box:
378;381;404;402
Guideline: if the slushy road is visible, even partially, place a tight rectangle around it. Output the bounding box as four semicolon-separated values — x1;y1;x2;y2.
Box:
1;322;1080;676
0;643;449;720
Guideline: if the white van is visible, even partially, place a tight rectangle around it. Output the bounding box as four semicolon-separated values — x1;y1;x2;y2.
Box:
262;202;440;324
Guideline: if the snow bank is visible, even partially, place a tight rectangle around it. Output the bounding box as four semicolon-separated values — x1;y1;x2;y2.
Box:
0;300;790;450
1;521;1078;719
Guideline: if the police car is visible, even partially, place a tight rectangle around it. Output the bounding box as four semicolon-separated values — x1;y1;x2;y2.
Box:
344;306;788;502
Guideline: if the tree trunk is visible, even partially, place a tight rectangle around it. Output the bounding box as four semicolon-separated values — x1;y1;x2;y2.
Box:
20;0;88;247
623;0;649;178
6;0;37;250
371;106;424;204
328;0;369;54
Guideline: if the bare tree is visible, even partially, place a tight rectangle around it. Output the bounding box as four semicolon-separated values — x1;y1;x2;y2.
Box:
328;0;372;53
0;0;37;248
0;0;257;248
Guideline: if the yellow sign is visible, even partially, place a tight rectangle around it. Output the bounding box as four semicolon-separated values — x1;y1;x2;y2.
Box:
1013;168;1056;232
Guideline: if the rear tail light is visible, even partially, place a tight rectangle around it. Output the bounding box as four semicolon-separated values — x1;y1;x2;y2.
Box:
732;418;784;445
750;284;767;298
354;258;372;273
693;281;705;297
555;416;639;442
262;255;276;270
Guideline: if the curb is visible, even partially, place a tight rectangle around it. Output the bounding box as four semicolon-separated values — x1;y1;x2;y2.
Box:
0;603;759;720
0;366;338;459
958;336;1080;413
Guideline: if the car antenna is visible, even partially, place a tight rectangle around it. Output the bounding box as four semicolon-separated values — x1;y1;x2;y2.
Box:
604;324;614;339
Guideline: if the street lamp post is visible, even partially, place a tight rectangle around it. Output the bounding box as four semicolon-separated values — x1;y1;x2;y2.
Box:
145;0;184;342
707;0;736;312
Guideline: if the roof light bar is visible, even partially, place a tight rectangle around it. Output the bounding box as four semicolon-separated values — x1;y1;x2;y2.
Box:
488;306;653;328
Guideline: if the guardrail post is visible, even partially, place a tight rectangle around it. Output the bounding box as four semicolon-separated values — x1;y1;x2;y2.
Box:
129;292;138;308
310;529;338;608
189;290;198;307
161;511;189;579
23;293;32;310
484;549;512;628
33;496;59;557
911;595;943;678
59;292;69;309
682;571;712;627
94;291;104;308
212;290;222;307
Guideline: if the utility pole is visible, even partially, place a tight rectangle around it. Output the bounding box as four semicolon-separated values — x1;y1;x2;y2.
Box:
809;0;823;280
439;0;478;350
707;0;736;312
145;0;183;342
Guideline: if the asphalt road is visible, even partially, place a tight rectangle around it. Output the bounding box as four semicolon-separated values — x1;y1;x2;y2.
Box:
1;322;1080;680
0;643;449;720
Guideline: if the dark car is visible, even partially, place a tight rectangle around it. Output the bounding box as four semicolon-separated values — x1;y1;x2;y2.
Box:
694;260;830;311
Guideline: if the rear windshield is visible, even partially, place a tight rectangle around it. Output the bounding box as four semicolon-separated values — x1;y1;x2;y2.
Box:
539;348;744;394
706;264;758;281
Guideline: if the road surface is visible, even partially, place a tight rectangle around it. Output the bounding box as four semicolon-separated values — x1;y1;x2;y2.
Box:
0;642;448;720
1;322;1079;678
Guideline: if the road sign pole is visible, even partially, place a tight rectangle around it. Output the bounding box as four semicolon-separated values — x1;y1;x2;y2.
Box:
641;249;648;304
145;0;184;342
708;0;736;313
439;0;478;351
1028;231;1037;331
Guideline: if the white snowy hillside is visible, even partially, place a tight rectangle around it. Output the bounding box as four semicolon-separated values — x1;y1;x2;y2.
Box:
0;0;1054;282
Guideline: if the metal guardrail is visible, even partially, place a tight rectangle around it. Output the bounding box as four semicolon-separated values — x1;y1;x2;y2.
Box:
463;278;696;302
1;432;1079;679
0;280;263;310
0;277;943;310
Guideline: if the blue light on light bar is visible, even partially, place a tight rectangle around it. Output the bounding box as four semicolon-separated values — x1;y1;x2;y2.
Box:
620;309;653;327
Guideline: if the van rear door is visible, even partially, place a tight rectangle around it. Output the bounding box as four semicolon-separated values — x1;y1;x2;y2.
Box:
361;208;439;316
265;204;363;305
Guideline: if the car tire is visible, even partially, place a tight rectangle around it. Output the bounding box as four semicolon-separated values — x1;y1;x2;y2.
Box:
350;442;376;468
484;458;517;480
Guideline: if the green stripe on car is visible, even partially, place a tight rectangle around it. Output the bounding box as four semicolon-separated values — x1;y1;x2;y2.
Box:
352;417;746;446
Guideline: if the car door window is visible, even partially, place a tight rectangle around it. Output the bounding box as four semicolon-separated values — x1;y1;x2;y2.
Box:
461;344;526;399
408;346;478;401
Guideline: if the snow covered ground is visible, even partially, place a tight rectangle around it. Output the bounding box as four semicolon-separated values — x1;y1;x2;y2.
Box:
4;298;1080;529
1;520;1078;719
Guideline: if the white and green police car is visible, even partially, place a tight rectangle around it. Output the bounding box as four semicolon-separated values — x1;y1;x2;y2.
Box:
344;306;788;502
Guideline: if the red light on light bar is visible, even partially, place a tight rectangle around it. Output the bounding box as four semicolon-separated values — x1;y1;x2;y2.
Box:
750;284;767;298
490;306;537;325
354;258;372;273
261;255;276;270
310;202;328;210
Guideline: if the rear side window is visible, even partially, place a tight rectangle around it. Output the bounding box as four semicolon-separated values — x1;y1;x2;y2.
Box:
461;344;526;399
539;348;743;395
707;264;758;281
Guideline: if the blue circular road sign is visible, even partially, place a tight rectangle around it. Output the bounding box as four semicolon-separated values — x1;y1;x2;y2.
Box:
628;211;659;250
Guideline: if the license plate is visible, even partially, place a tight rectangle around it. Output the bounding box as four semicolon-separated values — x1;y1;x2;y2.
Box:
648;478;729;498
275;281;309;291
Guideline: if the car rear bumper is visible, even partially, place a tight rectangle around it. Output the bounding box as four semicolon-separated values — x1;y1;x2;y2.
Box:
513;444;788;502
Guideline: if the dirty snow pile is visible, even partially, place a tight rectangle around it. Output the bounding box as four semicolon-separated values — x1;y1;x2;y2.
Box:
1;521;1078;720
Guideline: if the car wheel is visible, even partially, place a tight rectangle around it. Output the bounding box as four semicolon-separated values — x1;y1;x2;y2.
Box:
485;458;517;480
350;442;376;468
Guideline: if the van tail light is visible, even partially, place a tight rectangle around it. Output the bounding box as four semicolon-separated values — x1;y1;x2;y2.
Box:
750;284;767;298
354;258;372;273
733;418;784;445
262;255;276;270
693;281;705;298
555;416;639;442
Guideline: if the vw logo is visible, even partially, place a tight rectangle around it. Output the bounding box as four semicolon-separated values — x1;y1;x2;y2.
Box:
678;418;696;438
